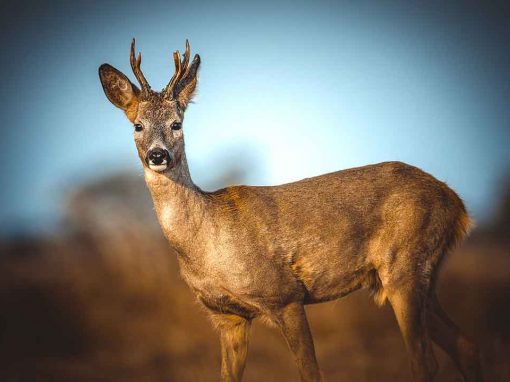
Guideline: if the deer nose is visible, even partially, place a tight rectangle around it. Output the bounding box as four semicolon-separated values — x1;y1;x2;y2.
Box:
147;148;169;165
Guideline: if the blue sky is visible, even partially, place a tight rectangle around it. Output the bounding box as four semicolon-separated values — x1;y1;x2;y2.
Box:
1;0;509;234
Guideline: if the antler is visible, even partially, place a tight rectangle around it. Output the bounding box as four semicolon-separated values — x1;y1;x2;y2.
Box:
130;38;150;92
164;39;192;98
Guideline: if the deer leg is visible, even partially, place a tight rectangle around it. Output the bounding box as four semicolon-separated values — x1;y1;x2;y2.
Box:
273;302;322;382
388;286;437;382
427;293;482;382
214;314;251;382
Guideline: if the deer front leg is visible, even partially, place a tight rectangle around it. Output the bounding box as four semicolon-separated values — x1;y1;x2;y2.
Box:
213;314;251;382
273;302;322;382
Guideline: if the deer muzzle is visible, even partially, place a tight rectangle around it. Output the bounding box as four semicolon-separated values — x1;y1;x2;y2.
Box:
146;147;171;172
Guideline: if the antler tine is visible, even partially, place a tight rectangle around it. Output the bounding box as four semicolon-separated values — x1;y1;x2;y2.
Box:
182;39;190;73
174;50;183;84
165;50;182;96
130;38;150;91
164;40;192;98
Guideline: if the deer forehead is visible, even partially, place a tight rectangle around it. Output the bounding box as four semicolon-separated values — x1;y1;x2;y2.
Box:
137;98;182;123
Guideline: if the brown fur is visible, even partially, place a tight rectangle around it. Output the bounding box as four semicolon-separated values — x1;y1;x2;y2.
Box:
98;40;482;382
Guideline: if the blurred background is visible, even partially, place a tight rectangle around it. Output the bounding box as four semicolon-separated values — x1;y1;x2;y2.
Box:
0;0;509;381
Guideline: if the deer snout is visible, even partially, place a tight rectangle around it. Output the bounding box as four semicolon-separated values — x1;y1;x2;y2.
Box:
146;147;171;171
148;148;168;165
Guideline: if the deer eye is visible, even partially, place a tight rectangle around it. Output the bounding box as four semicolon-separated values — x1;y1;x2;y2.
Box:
134;123;144;132
171;122;182;130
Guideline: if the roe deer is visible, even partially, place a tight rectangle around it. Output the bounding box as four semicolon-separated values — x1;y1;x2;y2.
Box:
99;39;482;382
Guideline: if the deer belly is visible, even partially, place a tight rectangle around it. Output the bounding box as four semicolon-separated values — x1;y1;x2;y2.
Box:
290;253;368;304
180;258;306;317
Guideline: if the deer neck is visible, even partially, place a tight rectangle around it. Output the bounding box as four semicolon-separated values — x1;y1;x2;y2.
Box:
143;152;207;255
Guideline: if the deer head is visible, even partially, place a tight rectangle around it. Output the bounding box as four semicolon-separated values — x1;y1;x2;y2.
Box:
99;39;200;173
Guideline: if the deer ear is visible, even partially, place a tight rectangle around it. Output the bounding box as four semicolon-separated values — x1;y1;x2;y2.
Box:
174;54;200;109
99;64;139;121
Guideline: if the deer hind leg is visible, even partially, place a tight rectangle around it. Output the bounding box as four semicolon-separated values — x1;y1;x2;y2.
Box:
427;292;483;382
387;283;438;382
271;302;322;382
213;314;252;382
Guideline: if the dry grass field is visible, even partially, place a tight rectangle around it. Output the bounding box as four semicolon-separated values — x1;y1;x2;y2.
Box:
1;175;509;381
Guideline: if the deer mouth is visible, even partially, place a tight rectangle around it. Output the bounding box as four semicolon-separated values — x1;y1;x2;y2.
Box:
148;163;168;172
